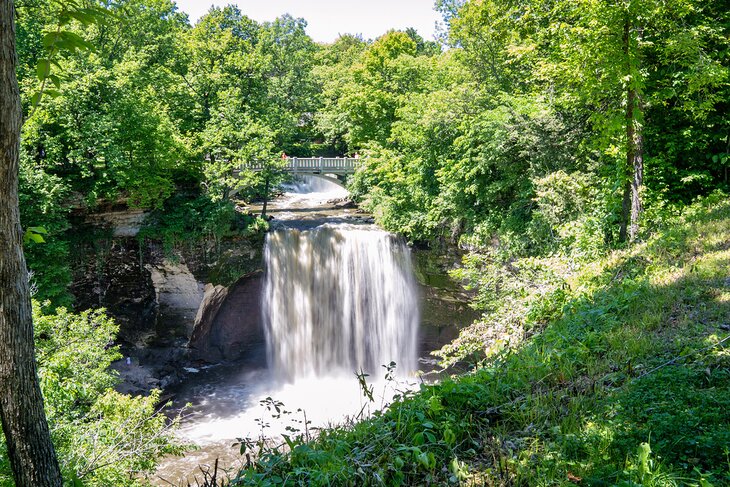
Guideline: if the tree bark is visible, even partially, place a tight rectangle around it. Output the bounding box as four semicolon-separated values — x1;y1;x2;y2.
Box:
0;2;63;485
628;93;644;242
620;15;644;243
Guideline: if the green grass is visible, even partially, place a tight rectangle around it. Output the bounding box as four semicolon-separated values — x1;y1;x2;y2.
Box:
230;195;730;486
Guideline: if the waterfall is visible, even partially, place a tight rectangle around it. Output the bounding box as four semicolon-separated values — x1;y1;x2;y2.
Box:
262;223;419;382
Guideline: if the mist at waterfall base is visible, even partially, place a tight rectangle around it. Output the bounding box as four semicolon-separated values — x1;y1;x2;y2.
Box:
178;176;420;445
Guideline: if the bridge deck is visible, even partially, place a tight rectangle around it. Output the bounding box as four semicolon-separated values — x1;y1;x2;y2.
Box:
244;157;360;175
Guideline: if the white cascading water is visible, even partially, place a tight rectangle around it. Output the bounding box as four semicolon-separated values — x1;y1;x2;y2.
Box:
263;224;419;382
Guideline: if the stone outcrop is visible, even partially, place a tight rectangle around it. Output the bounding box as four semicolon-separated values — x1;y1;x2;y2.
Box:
86;208;148;237
188;271;265;362
67;206;268;397
146;260;205;339
188;284;229;350
69;208;265;348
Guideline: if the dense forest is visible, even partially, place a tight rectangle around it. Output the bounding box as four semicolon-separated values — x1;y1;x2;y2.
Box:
1;0;728;484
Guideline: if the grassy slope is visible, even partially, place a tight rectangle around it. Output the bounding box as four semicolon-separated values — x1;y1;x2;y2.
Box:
232;196;730;486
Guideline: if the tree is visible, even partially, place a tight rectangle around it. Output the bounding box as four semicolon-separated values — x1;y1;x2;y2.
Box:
316;31;432;149
200;102;279;201
313;34;367;153
446;0;727;243
0;0;63;484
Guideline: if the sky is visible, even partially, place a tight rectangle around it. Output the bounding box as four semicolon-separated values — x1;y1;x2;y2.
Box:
173;0;443;44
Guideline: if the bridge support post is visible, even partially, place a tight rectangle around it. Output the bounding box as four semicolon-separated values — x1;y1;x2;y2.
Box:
319;156;323;173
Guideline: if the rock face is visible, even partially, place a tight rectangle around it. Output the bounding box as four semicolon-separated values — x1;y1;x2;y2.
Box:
68;207;267;393
188;271;265;362
71;238;158;344
86;208;148;237
146;260;205;339
188;284;229;350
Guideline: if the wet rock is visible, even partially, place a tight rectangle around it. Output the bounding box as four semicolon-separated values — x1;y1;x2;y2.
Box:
113;342;190;395
188;271;265;362
71;238;158;344
112;361;157;395
188;284;229;353
67;207;268;395
327;198;357;209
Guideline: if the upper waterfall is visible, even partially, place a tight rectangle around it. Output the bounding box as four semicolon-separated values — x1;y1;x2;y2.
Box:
262;223;419;382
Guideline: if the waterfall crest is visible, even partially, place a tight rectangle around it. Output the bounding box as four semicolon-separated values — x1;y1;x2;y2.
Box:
262;223;419;382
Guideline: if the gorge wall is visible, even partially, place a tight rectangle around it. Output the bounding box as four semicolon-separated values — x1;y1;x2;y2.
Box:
69;209;267;372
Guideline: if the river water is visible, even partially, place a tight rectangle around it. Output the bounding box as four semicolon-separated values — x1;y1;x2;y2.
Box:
152;176;475;484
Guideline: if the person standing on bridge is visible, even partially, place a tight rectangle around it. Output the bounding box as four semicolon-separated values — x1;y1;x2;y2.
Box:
281;152;288;159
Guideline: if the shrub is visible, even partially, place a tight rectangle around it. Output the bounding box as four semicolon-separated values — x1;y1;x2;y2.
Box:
0;302;182;486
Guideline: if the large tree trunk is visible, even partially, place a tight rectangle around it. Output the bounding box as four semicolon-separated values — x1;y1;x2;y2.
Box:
620;15;644;243
628;89;644;242
0;3;63;486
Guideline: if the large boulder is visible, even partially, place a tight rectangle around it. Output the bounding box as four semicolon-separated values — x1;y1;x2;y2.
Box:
188;270;265;362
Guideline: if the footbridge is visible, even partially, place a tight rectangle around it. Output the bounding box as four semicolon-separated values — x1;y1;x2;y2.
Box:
245;157;360;176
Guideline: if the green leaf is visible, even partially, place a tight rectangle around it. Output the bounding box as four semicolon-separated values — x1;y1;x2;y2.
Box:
49;75;61;89
42;31;60;48
24;231;45;245
30;91;42;108
36;59;51;81
56;31;94;52
68;10;97;25
24;227;48;245
58;12;72;26
443;427;456;445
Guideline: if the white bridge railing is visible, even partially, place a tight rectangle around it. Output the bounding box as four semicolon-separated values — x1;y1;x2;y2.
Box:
244;157;360;174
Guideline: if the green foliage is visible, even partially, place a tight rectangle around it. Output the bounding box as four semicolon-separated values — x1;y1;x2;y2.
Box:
17;0;325;219
18;0;191;211
22;56;186;208
138;192;267;256
528;170;610;259
0;303;181;486
18;151;73;307
343;0;728;246
15;0;317;304
26;0;110;115
34;305;120;418
351;92;589;245
315;30;436;149
14;0;727;286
